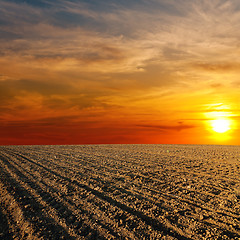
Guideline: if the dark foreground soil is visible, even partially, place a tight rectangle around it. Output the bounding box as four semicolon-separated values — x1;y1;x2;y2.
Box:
0;144;240;239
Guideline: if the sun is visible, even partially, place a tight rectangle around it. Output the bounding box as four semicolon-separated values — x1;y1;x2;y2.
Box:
211;119;230;133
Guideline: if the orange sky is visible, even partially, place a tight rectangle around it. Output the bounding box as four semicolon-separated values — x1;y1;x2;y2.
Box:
1;0;240;145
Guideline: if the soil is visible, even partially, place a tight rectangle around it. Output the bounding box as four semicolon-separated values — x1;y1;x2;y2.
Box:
0;144;240;239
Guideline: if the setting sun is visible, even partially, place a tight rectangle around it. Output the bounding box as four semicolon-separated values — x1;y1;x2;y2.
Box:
211;119;231;133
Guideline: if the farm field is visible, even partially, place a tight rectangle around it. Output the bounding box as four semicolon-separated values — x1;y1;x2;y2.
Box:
0;144;240;239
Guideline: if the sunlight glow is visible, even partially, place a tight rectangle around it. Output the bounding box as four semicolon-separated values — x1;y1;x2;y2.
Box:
211;119;230;133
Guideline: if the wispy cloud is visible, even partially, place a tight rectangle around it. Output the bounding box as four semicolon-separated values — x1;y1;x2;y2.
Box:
2;0;240;77
137;123;195;132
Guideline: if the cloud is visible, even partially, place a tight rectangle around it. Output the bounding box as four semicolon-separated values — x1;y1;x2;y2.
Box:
137;123;195;132
2;0;240;80
0;77;126;130
0;115;98;128
192;62;240;72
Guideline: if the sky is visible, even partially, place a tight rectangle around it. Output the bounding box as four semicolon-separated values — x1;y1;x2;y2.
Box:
1;0;240;145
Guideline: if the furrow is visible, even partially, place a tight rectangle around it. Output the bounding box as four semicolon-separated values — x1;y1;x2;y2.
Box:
0;153;75;240
1;151;138;239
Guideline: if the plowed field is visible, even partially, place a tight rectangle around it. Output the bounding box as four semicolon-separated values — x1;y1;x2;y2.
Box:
0;144;240;239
